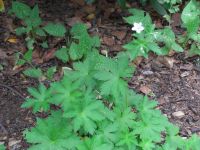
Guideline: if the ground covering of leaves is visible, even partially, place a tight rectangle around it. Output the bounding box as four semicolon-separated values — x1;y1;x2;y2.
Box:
0;0;200;149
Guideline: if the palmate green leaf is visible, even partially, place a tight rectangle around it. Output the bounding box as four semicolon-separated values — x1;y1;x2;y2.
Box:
24;111;80;150
184;134;200;150
11;1;31;19
115;129;137;150
113;107;136;130
97;121;119;143
133;97;169;142
43;23;66;37
162;124;184;150
67;56;98;87
63;90;106;134
50;76;82;110
94;54;134;100
77;135;113;150
138;139;155;150
21;83;51;113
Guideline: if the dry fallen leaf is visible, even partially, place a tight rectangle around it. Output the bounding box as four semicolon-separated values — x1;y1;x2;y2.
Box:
67;17;83;27
102;36;115;46
156;56;175;69
112;30;126;40
139;85;152;95
6;36;18;43
0;0;5;12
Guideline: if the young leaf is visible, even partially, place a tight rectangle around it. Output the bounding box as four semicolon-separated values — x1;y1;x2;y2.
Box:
15;27;27;35
55;47;69;63
23;68;43;78
115;129;137;150
77;135;113;150
24;5;42;28
24;111;80;150
63;90;106;134
50;76;82;110
43;23;66;37
66;56;98;87
21;83;51;113
94;55;134;100
46;66;56;80
11;1;31;19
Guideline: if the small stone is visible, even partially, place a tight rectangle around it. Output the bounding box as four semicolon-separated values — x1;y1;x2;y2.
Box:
180;71;190;77
8;139;21;150
142;70;154;75
172;111;185;119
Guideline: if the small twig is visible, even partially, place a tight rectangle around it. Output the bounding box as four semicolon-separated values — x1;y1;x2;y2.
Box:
0;83;25;100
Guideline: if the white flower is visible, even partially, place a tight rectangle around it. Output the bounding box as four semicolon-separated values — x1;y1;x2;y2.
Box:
131;22;144;33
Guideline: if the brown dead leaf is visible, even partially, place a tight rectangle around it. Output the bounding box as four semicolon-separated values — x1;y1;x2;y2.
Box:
6;36;18;43
86;13;95;20
83;5;96;14
67;17;83;27
102;36;115;46
43;48;57;62
112;45;122;51
172;13;181;27
71;0;85;6
112;30;126;40
139;85;152;95
157;56;175;69
0;48;7;59
133;56;143;66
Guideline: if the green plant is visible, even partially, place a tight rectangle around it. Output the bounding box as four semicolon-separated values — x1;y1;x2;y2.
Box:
11;1;200;149
180;0;200;56
10;1;66;62
123;8;183;60
55;23;100;62
22;42;200;150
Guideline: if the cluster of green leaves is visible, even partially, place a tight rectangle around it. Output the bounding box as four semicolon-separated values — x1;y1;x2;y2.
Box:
10;1;200;150
123;8;183;60
9;1;66;64
55;23;100;63
22;49;200;149
141;0;182;17
180;0;200;56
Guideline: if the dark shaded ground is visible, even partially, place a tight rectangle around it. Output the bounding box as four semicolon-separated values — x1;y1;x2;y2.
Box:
0;0;200;149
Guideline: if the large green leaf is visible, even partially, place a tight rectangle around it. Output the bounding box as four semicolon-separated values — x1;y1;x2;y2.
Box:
43;23;66;37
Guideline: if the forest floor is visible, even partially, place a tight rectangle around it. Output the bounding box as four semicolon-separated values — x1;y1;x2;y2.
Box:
0;0;200;149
